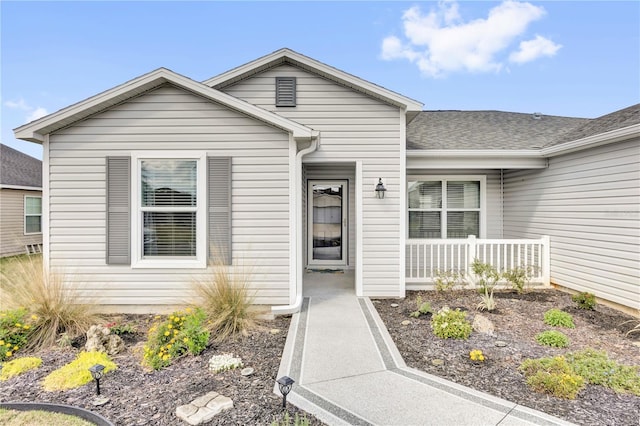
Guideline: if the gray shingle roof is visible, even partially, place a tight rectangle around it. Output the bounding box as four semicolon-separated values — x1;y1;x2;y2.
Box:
0;144;42;188
407;110;589;150
546;103;640;147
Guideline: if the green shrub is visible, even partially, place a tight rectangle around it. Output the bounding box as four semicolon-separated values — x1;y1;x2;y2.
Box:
476;287;497;312
566;348;640;395
431;306;472;339
434;270;466;292
42;351;116;391
519;356;585;399
471;260;500;294
409;296;433;318
191;262;257;342
142;307;210;370
106;321;137;336
0;255;100;350
0;356;42;381
543;309;575;328
535;330;569;348
0;308;34;361
571;292;596;310
502;266;532;294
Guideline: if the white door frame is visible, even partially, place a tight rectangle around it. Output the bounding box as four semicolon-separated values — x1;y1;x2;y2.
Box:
307;180;348;267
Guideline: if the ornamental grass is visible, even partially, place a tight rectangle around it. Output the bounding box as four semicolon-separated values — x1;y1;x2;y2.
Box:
0;255;101;350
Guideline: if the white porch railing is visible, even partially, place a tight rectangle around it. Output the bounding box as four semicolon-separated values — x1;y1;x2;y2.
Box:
405;235;550;287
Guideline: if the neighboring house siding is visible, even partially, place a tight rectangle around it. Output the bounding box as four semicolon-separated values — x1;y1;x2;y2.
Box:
48;84;291;307
406;169;504;239
503;138;640;309
0;189;43;257
222;64;404;297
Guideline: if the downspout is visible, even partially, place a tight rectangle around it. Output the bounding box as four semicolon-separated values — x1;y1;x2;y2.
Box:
271;134;319;315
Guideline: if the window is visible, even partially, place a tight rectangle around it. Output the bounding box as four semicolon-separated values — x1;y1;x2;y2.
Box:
276;77;296;107
408;177;484;239
131;153;206;268
24;196;42;234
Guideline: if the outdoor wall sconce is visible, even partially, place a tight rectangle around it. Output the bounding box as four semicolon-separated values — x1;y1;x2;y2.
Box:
375;178;387;199
89;364;105;396
277;376;295;408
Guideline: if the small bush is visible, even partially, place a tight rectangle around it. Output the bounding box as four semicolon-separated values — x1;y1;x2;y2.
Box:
42;351;116;391
106;321;137;336
434;270;466;292
476;287;497;312
142;307;210;370
543;309;575;328
469;349;485;362
471;260;500;294
209;353;243;373
0;356;42;381
566;348;640;395
502;266;532;294
409;296;433;318
271;412;310;426
519;356;585;399
191;261;257;342
535;330;570;348
0;255;100;350
431;306;472;339
0;308;35;361
571;292;596;310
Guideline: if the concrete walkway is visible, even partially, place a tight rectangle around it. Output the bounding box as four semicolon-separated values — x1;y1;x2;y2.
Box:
274;271;575;426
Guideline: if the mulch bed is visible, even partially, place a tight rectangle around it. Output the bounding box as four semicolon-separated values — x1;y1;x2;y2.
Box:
373;288;640;426
0;315;323;426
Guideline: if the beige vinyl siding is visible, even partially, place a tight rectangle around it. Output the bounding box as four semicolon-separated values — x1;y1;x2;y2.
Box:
223;64;403;297
503;138;640;309
406;169;504;238
0;189;43;257
48;84;291;308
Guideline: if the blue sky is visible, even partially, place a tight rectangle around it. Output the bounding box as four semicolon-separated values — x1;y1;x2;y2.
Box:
2;1;639;159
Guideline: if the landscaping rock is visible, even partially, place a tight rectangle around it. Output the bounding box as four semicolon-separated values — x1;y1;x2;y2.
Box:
390;303;399;308
240;367;254;376
472;314;495;336
401;320;411;326
85;325;125;355
176;391;233;425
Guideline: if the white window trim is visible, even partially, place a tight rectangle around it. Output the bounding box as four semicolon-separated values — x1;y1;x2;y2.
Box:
131;151;207;269
24;195;43;235
407;175;486;239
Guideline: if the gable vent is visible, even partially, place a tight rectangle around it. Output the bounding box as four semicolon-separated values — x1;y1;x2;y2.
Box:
276;77;296;107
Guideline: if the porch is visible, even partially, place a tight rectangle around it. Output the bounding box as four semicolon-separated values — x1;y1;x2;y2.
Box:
405;235;550;288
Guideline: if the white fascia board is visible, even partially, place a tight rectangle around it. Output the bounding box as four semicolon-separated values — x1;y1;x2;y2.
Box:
203;48;423;112
0;185;42;191
406;150;547;169
540;124;640;157
14;68;317;143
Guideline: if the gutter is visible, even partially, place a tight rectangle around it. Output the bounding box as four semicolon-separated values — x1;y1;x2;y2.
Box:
272;133;320;315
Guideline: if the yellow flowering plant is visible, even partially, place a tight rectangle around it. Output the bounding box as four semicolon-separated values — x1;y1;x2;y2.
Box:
142;308;209;370
469;349;485;362
0;308;36;361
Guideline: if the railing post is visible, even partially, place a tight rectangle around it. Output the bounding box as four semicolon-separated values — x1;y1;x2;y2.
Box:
542;235;551;286
467;235;476;278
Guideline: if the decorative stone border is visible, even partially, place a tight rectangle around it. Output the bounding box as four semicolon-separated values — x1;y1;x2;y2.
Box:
0;402;114;426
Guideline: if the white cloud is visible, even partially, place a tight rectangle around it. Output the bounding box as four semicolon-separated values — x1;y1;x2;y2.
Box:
26;107;49;122
380;0;559;77
509;35;562;64
4;98;48;122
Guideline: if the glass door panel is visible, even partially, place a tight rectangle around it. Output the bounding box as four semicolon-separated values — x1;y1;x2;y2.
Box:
308;181;347;265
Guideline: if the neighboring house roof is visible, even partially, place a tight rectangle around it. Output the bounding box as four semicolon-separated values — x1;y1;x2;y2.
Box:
0;144;42;189
546;103;640;147
203;48;424;114
407;111;589;150
14;68;318;144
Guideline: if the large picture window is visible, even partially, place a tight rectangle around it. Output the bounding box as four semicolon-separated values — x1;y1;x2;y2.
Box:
24;196;42;234
408;177;484;239
132;153;206;268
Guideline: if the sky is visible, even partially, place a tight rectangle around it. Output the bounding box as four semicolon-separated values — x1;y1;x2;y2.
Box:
2;1;639;160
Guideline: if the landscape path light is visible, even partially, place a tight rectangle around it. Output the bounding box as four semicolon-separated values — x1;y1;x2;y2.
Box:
277;376;295;408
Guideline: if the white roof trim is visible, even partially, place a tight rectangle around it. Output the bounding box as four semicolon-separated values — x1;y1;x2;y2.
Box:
203;48;423;112
406;149;543;157
540;123;640;157
14;68;317;143
406;150;546;169
0;184;42;191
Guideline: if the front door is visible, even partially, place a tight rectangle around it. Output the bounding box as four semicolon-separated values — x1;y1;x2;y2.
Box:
308;180;348;267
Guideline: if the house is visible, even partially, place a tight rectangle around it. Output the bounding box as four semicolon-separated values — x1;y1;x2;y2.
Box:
13;49;640;313
0;144;43;257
